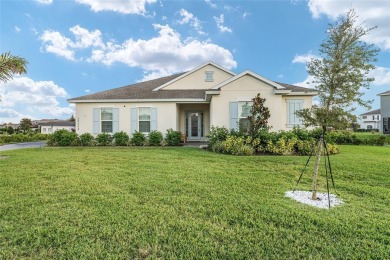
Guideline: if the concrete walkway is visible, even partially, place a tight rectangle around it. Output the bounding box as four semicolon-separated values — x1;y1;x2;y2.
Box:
0;141;46;151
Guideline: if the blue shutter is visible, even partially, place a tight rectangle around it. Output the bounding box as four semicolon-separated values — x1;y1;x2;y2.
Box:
93;108;100;134
131;108;137;133
296;100;304;124
151;108;157;131
112;108;119;133
229;102;238;131
287;100;304;126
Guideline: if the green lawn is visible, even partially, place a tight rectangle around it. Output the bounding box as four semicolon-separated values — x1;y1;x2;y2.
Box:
1;146;389;258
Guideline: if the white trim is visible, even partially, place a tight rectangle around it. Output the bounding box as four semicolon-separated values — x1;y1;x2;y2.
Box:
152;61;236;91
285;91;318;96
210;70;286;90
69;98;207;103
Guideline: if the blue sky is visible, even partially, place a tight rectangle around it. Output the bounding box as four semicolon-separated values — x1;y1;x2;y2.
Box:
1;0;389;123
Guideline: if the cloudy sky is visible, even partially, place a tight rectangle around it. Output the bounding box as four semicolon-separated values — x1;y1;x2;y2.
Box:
1;0;389;123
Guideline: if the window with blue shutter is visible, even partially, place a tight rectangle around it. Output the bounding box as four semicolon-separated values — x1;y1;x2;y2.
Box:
229;102;238;131
93;108;100;134
131;108;137;133
286;99;304;127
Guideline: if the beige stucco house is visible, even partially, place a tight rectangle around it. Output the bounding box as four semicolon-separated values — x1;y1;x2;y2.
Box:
68;62;317;140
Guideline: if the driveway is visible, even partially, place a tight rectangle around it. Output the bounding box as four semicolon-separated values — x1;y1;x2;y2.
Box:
0;141;46;151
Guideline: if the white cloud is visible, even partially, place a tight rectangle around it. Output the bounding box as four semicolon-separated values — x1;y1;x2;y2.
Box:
205;0;217;8
36;0;53;4
75;0;156;15
369;66;390;86
40;25;104;60
178;9;205;35
0;77;74;123
308;0;390;50
214;14;232;33
41;24;237;81
292;52;321;64
15;26;21;32
89;24;237;80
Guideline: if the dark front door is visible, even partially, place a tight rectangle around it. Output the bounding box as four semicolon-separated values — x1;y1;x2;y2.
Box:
186;112;204;139
384;117;390;134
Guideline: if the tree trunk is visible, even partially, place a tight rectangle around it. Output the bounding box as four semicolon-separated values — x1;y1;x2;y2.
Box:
311;137;324;200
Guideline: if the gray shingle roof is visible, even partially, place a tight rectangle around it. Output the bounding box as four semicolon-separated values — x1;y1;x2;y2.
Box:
40;120;75;127
378;90;390;95
360;109;380;116
274;82;316;93
68;73;315;102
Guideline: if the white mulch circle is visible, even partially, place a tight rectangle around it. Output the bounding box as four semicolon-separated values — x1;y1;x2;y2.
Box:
285;190;344;209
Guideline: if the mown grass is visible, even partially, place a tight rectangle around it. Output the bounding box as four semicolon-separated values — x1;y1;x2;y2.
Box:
0;146;389;259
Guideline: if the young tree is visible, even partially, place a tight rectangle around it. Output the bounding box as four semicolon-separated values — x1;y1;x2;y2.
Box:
297;9;379;200
247;93;270;136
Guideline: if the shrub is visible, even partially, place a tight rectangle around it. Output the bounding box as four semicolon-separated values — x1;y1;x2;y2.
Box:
113;131;129;146
295;139;316;156
165;129;181;146
207;126;229;148
79;133;95;146
218;136;253;155
96;133;113;146
48;129;78;146
362;135;387;146
148;130;163;146
130;131;146;146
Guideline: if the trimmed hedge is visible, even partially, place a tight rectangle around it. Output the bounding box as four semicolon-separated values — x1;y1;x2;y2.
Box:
46;130;183;147
0;133;49;144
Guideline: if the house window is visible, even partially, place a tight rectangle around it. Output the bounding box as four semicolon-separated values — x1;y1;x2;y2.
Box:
286;99;304;127
101;108;113;133
238;101;253;132
138;107;151;133
205;71;214;82
362;116;367;119
367;125;373;130
43;128;46;132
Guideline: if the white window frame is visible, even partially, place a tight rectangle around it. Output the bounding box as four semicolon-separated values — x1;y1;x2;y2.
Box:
238;101;253;132
138;107;151;133
101;108;113;133
205;71;214;82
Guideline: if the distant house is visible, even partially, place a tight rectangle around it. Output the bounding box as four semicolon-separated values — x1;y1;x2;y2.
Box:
378;90;390;134
68;62;317;140
359;109;381;130
40;120;75;134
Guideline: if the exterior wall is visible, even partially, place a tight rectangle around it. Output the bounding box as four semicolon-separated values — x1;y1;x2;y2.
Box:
162;64;233;90
381;95;390;134
209;75;313;131
75;102;177;135
41;125;74;134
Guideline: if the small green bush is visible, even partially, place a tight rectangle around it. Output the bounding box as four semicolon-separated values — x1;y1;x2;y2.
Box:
207;126;229;148
96;133;113;146
215;136;253;155
79;133;95;146
148;131;163;146
48;129;78;146
113;131;129;146
131;131;146;146
165;129;181;146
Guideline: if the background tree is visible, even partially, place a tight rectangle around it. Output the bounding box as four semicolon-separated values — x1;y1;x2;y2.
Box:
0;52;28;82
297;9;379;200
19;118;32;133
69;114;76;122
247;93;270;136
0;52;28;102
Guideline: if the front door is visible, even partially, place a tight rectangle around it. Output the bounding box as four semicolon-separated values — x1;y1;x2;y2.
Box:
186;112;204;140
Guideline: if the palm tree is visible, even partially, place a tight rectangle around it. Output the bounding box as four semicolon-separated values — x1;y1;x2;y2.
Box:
0;52;28;82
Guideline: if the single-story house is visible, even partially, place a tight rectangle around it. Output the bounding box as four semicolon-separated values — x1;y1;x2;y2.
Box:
359;109;381;130
40;120;75;134
378;90;390;134
68;62;317;140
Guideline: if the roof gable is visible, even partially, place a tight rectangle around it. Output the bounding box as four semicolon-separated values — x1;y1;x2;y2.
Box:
152;61;235;91
360;109;380;116
211;70;286;90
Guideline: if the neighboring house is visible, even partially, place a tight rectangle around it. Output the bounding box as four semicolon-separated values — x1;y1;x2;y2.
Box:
359;109;381;130
68;62;317;140
40;120;75;134
0;123;20;129
378;90;390;134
